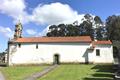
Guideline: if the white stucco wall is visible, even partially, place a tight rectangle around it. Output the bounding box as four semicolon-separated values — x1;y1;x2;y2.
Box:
8;42;113;65
93;45;113;63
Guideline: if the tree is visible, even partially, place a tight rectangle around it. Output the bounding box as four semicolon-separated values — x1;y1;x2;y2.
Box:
47;24;67;37
47;25;58;37
106;15;120;63
57;24;66;36
94;16;103;24
84;14;93;21
79;21;93;37
100;26;108;40
46;14;105;40
93;16;108;40
66;24;80;36
106;15;120;41
47;24;81;37
95;28;102;40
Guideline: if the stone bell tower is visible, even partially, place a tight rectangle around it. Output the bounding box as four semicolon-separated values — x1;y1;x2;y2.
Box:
14;21;23;39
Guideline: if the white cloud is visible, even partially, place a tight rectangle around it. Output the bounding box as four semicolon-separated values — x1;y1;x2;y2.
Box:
0;0;31;24
31;2;87;37
0;1;85;25
0;1;89;37
0;0;25;15
0;26;14;38
32;2;84;25
26;29;37;35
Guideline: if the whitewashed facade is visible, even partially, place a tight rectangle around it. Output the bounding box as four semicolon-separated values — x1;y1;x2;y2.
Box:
7;36;114;66
92;44;113;63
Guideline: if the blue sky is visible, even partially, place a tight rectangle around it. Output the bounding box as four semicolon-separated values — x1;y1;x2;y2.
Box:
0;0;120;52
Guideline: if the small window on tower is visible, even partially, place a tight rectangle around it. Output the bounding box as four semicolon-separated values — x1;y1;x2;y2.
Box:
36;44;38;49
18;44;21;48
96;49;100;56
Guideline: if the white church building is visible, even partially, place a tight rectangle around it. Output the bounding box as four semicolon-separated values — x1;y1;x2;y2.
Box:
7;22;114;66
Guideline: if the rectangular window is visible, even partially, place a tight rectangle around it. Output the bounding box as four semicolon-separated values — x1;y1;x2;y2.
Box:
18;44;21;48
96;49;100;56
36;44;38;49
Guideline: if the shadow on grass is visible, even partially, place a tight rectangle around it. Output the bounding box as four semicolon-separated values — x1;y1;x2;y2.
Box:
92;73;113;77
84;77;113;80
91;65;114;73
0;63;7;67
83;65;114;80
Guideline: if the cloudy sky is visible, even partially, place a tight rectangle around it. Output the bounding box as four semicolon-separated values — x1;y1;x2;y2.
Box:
0;0;120;52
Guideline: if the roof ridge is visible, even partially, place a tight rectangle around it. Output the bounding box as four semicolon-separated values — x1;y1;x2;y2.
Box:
14;36;92;43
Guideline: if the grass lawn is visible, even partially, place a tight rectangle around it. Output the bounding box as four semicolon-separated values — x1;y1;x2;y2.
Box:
0;65;48;80
38;64;113;80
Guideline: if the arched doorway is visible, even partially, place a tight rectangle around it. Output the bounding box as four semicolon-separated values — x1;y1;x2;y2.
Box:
53;54;60;64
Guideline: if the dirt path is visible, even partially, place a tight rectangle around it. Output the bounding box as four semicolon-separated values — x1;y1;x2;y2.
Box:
24;64;58;80
0;71;5;80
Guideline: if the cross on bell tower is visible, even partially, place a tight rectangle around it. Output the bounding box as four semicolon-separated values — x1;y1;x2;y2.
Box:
14;20;23;39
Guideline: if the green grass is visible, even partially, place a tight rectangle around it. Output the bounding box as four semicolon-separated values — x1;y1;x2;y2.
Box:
38;64;113;80
0;65;48;80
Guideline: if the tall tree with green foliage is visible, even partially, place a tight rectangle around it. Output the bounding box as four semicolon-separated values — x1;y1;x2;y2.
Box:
79;21;93;37
106;15;120;41
47;25;58;37
94;16;103;24
106;15;120;62
66;24;80;36
46;14;106;41
93;16;108;40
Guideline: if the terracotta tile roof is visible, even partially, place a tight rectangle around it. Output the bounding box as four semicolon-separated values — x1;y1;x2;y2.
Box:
93;40;112;45
89;40;112;49
13;36;92;43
